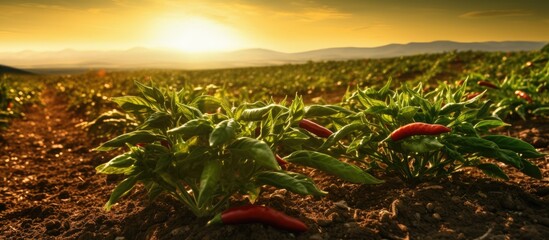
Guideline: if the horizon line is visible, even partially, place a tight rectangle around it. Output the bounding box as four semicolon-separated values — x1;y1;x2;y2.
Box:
1;40;547;55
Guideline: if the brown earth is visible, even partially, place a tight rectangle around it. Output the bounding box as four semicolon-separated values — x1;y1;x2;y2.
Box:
1;89;548;240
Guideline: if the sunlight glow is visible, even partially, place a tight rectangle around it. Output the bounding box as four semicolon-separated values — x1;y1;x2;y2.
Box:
153;17;242;53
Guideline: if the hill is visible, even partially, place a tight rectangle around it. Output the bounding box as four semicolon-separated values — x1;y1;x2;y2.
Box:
0;41;546;71
0;64;35;75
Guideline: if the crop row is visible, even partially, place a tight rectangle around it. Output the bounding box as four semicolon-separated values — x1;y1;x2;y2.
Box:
94;79;545;231
46;47;548;124
0;75;41;130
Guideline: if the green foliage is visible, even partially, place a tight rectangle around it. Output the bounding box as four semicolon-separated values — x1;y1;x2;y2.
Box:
95;82;333;217
339;80;544;183
38;48;546;218
0;75;41;130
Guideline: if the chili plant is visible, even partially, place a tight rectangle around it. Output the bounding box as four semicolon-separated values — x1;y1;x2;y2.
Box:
492;73;549;120
95;82;327;217
77;109;139;140
335;80;543;183
236;96;382;185
464;54;549;120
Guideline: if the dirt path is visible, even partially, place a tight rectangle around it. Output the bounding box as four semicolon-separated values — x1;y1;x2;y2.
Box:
0;89;124;239
1;88;549;239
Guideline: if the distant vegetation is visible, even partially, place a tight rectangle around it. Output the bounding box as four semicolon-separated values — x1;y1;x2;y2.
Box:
0;64;35;75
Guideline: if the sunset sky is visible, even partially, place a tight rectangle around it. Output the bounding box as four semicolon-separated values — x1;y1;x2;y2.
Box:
0;0;548;53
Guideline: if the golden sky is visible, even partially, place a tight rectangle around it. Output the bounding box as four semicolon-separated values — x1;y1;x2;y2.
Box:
0;0;548;52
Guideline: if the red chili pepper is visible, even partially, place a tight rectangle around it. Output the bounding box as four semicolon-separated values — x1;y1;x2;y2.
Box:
275;154;288;170
477;81;499;89
207;205;308;232
466;92;481;100
254;126;261;137
390;122;451;141
160;140;171;149
298;119;333;138
514;90;533;103
136;143;147;147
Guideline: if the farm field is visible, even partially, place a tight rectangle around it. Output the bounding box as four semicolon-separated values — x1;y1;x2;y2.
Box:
1;48;549;239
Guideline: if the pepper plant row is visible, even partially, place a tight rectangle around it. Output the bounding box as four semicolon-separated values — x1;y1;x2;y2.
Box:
95;80;544;226
0;75;41;130
51;45;549;126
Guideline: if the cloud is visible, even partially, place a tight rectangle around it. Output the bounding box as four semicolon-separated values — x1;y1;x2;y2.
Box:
209;0;354;22
225;3;351;22
351;23;390;31
17;3;73;11
277;7;352;22
460;10;532;19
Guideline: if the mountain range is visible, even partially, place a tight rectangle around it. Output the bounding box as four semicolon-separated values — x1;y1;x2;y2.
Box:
0;41;546;72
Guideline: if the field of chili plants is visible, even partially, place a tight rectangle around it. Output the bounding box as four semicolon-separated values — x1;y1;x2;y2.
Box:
1;46;549;239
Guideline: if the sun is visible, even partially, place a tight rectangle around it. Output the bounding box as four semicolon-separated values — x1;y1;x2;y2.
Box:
153;17;242;53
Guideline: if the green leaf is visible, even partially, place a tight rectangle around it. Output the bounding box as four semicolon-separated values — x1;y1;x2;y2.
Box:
95;130;165;151
144;182;164;201
304;105;353;117
443;146;466;163
453;122;477;136
284;150;383;184
289;96;305;120
197;159;222;206
533;107;549;115
156;172;179;191
476;163;509;180
255;171;327;196
439;103;464;115
400;137;444;153
398;106;420;120
177;103;203;120
177;146;211;164
229;137;280;170
476;100;493;119
209;119;238;147
378;78;392;96
520;159;542;179
239;104;287;121
434;116;452;126
320;122;368;150
515;105;527;121
193;95;233;118
444;135;498;153
364;105;395;116
96;153;135;174
483;135;544;158
112;96;156;113
474;120;510;131
492;149;523;168
154;154;173;172
141;111;172;130
135;81;165;104
104;175;138;211
279;129;310;146
168;119;213;138
242;183;261;204
463;90;485;105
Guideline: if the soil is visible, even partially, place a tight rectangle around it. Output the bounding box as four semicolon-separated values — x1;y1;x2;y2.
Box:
1;89;548;240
